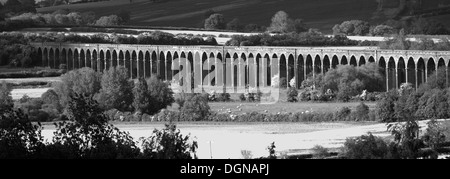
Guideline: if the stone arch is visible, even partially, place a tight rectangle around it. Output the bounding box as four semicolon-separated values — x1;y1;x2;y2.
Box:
61;48;67;69
256;53;263;88
131;51;137;78
407;57;416;89
193;52;202;92
138;51;144;78
417;58;425;86
105;50;111;71
125;50;131;78
145;51;151;78
43;48;49;68
306;55;313;78
359;56;366;66
167;52;173;81
248;53;256;90
203;52;214;87
287;54;295;87
216;52;224;89
297;54;304;88
271;54;279;85
387;57;396;90
264;54;271;86
438;57;445;72
118;50;124;67
232;53;240;90
187;52;194;90
368;56;375;63
160;51;167;80
99;50;105;72
350;56;357;66
323;55;330;74
379;57;387;91
397;57;406;88
112;50;118;68
81;49;87;68
74;49;80;69
92;49;98;70
152;51;158;77
280;54;287;88
49;48;54;68
331;55;339;68
341;56;348;65
54;48;60;69
427;57;436;80
314;55;321;75
67;49;73;70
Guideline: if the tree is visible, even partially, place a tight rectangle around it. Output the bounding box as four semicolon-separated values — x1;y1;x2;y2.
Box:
226;18;243;31
139;123;198;159
0;108;44;159
54;67;102;112
343;133;390;159
146;76;175;115
132;77;150;113
41;89;62;113
96;66;134;111
376;90;398;122
0;81;13;113
267;11;290;33
51;93;140;159
95;15;122;26
333;20;370;36
204;13;225;30
180;94;210;121
370;24;395;36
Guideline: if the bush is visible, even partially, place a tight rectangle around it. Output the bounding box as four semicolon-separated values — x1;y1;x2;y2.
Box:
239;93;246;102
146;76;175;115
286;88;298;102
376;90;398;122
311;145;329;159
95;15;122;26
353;102;369;121
180;94;210;121
204;13;225;30
333;20;370;36
0;108;44;159
53;67;102;112
139;123;198;159
51;93;140;159
343;133;391;159
422;120;447;150
96;66;134;111
41;89;62;112
216;92;231;102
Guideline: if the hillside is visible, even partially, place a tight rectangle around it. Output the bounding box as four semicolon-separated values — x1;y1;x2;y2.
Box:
36;0;449;33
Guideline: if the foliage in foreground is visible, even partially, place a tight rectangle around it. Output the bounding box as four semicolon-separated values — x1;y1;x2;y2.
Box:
0;92;197;159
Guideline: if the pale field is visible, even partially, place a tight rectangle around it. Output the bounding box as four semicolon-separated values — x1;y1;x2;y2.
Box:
39;119;448;159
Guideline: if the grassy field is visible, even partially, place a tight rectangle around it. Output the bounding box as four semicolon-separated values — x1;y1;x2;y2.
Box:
167;100;376;115
0;66;51;73
37;0;382;33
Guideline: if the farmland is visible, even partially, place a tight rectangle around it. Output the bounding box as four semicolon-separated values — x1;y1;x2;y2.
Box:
37;0;381;33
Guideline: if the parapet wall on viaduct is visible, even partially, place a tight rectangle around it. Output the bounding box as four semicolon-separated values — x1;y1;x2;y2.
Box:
31;42;450;93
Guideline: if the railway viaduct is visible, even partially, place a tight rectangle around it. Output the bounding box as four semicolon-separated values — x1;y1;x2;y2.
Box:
31;42;450;93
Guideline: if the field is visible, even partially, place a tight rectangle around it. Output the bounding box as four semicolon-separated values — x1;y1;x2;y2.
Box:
208;101;376;114
37;0;381;33
39;119;450;159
